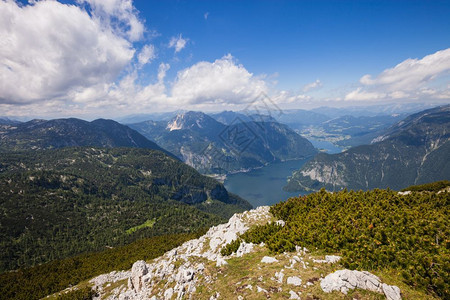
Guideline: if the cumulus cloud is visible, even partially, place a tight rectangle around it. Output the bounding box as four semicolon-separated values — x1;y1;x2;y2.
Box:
360;48;450;91
345;48;450;101
169;34;188;53
170;54;268;105
78;0;144;41
302;79;322;92
344;88;386;101
138;44;156;66
0;0;135;104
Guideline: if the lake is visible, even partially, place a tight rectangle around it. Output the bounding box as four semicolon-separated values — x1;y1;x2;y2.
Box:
224;158;311;207
308;139;343;154
224;140;343;207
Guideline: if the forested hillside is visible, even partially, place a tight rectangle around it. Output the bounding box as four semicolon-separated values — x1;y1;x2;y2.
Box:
0;147;251;272
0;118;172;156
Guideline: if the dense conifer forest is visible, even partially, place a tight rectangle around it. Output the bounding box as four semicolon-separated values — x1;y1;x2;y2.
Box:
0;147;251;272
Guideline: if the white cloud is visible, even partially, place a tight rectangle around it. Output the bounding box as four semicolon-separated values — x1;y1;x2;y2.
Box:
169;34;188;53
0;0;135;104
360;48;450;91
345;48;450;102
302;79;322;92
158;63;170;82
137;44;156;66
78;0;144;41
344;88;386;101
170;54;268;105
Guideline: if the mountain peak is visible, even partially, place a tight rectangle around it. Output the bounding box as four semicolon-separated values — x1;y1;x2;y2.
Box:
166;111;218;131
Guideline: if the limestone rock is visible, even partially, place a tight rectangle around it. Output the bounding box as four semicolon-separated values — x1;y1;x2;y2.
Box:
163;287;173;300
235;242;254;257
289;290;301;299
128;260;148;292
91;206;273;300
261;256;278;263
287;276;302;286
313;255;341;264
257;286;268;293
321;269;401;299
274;269;284;283
382;283;402;300
216;256;228;267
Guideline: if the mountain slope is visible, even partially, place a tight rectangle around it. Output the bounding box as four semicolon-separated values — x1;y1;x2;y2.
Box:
30;186;448;300
129;111;317;173
0;118;171;156
0;147;251;272
285;105;450;191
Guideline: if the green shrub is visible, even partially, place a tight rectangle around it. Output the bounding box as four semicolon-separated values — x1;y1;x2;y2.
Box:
402;180;450;192
220;238;242;256
56;287;96;300
243;187;449;298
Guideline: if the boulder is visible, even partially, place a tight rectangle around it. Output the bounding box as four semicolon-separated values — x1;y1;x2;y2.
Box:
320;269;401;299
289;290;300;299
128;260;148;292
287;276;302;286
382;283;402;300
261;256;278;263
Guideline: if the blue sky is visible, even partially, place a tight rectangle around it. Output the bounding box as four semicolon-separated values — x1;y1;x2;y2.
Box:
136;0;450;88
1;0;450;118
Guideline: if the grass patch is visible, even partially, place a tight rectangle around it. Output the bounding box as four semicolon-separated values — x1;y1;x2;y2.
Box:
126;219;156;234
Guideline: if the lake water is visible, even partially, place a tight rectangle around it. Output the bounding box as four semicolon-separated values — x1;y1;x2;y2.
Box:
224;140;343;208
308;139;343;154
224;159;311;207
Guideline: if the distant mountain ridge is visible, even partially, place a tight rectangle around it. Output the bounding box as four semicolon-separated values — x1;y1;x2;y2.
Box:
285;105;450;191
0;118;172;156
129;111;317;174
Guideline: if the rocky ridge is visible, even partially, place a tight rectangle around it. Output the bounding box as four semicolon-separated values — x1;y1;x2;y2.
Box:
85;207;402;300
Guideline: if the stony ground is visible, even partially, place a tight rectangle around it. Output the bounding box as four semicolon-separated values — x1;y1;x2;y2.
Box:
51;206;435;300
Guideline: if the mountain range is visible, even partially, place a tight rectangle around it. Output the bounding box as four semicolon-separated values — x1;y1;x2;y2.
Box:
129;111;317;174
0;118;172;156
285;105;450;191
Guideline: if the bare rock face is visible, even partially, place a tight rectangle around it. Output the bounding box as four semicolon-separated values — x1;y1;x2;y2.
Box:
90;206;272;299
128;260;149;292
320;269;401;299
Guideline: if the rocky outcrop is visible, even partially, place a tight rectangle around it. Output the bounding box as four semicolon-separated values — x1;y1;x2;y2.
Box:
90;206;272;299
127;260;148;292
320;269;401;299
88;205;403;300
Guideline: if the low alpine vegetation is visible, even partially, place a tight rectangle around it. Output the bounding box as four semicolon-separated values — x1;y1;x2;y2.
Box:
227;187;449;298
